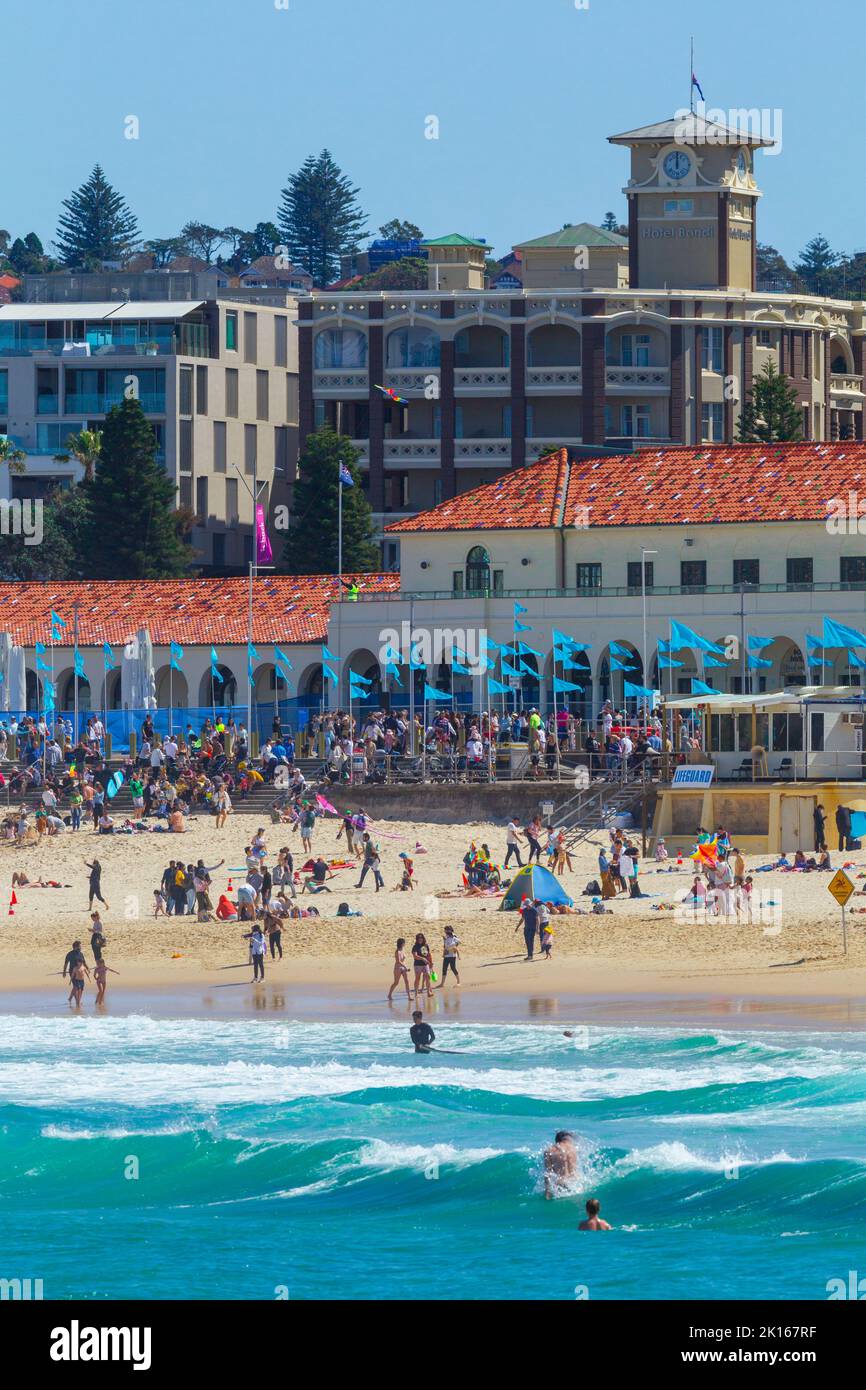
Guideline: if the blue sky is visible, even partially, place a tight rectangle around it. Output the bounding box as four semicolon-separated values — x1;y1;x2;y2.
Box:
4;0;858;264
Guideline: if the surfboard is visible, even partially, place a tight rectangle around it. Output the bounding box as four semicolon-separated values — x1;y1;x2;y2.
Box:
106;770;125;800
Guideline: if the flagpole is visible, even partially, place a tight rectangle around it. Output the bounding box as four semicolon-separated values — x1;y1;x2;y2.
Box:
338;475;343;590
247;561;253;747
73;602;79;742
690;36;695;114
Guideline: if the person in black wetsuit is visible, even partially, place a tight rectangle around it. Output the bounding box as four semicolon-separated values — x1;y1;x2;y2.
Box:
410;1010;435;1052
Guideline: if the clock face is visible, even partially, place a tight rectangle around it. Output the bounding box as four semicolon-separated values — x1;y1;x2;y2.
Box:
663;150;691;180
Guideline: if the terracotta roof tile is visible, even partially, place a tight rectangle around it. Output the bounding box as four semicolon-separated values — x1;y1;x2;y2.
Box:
0;574;399;647
387;444;866;533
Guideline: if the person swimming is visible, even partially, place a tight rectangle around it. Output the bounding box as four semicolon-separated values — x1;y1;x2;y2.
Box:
409;1010;435;1053
543;1130;578;1199
578;1197;612;1230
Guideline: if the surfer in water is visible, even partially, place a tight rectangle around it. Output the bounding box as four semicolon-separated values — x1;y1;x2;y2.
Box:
410;1010;435;1053
543;1130;578;1199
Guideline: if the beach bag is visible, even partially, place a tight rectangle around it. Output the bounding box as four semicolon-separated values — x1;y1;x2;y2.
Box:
583;879;601;896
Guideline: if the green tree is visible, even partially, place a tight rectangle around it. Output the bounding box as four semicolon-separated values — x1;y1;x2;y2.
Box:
59;428;102;483
350;257;428;291
143;236;187;268
84;397;191;579
0;438;26;474
756;242;794;290
55;165;139;267
736;361;803;443
794;235;839;296
179;221;225;264
378;218;423;241
0;486;89;580
7;232;55;274
280;429;378;575
277;150;367;287
601;211;619;231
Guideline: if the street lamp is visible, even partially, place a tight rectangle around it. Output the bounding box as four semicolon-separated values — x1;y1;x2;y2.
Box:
641;548;658;706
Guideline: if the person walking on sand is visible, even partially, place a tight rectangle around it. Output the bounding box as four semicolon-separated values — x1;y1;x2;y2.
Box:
387;937;412;1002
504;817;524;869
89;913;106;964
516;897;539;960
62;939;87;1002
412;932;434;999
243;925;267;982
215;784;232;830
579;1198;612;1231
440;926;460;987
93;958;118;1005
84;859;108;911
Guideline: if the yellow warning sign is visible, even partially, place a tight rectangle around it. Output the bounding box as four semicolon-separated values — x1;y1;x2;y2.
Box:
827;869;855;908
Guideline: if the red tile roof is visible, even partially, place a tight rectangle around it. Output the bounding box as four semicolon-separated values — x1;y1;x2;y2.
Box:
387;450;571;532
387;444;866;532
0;574;399;647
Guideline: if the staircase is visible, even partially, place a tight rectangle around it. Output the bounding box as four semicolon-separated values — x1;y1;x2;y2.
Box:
552;779;646;850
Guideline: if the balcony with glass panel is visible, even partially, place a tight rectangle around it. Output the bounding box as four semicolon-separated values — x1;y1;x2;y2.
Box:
0;321;209;359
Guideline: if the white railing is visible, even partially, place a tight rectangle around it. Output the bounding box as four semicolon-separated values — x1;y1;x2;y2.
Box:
454;367;510;391
526;437;582;459
455;438;510;463
384;367;436;391
831;374;864;395
605;366;670;390
526;366;582;390
384;439;440;461
313;368;368;392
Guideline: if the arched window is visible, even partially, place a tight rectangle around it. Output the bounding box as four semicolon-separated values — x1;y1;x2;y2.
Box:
314;328;368;368
386;327;440;368
781;648;805;687
466;546;491;593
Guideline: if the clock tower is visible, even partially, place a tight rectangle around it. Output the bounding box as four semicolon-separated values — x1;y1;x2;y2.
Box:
608;114;773;291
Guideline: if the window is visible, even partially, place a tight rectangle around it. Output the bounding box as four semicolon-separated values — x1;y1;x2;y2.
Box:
36;367;58;414
275;316;288;368
493;571;504;594
621;404;651;437
786;557;813;588
225;368;238;417
212;533;225;569
810;711;825;752
244;312;257;364
314;328;368;368
385;327;441;368
841;556;866;586
179;475;193;510
772;713;803;752
286;374;298;424
179;418;193;472
663;198;694;215
701;402;724;441
733;558;759;586
680;559;707;592
225;311;238;352
0;368;7;413
196;365;208;415
274;426;289;476
244;423;256;474
626;560;654;592
225;477;239;526
619;333;651;367
36;421;85;451
701;326;723;372
256;370;269;421
757;327;772;346
179;367;193;415
452;571;464;595
576;563;602;592
213;421;227;473
433;479;442;505
196;476;208;519
465;545;491;593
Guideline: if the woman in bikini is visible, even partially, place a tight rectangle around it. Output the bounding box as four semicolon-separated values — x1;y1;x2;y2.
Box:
387;937;412;1001
412;932;434;1000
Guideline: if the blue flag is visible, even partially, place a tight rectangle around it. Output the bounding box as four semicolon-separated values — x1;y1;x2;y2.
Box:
609;642;631;656
747;635;774;651
702;655;728;668
514;620;532;633
691;678;718;695
806;634;823;650
487;677;510;695
748;656;773;670
658;656;683;669
452;661;471;676
423;684;451;702
610;657;635;671
36;656;51;673
74;652;86;678
823;617;866;649
322;663;338;685
50;609;65;629
170;641;184;663
846;650;866;669
514;601;528;615
624;680;655;700
103;642;116;672
500;660;521;679
553;677;584;693
339;464;354;487
348;670;372;686
274;645;294;670
322;645;336;661
248;643;260;663
670;620;725;655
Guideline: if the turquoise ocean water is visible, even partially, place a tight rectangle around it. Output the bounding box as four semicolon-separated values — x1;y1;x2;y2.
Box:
2;1014;865;1300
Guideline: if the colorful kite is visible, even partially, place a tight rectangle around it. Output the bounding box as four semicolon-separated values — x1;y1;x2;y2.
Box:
374;383;409;404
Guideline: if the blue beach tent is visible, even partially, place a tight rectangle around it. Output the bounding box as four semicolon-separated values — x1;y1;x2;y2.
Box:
499;864;573;911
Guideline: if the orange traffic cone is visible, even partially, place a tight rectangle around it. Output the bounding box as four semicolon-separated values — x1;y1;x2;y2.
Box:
8;890;17;916
227;876;233;893
676;851;683;867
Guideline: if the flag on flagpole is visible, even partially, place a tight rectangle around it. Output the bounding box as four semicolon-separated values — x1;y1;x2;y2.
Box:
624;680;655;700
514;620;532;633
322;663;338;685
702;654;728;668
210;646;223;683
74;652;86;678
823;617;866;649
339;464;354;487
103;642;116;672
747;635;774;651
513;601;527;615
274;644;293;670
553;677;584;693
691;678;717;695
748;656;772;670
423;684;451;702
488;677;511;695
670;620;725;654
255;505;273;565
691;71;704;101
658;656;683;669
322;645;336;661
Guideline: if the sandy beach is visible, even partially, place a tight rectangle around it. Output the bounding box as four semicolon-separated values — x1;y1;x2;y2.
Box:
1;806;864;1016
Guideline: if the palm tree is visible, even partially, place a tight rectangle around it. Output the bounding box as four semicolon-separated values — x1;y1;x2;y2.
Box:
63;428;102;482
0;438;26;474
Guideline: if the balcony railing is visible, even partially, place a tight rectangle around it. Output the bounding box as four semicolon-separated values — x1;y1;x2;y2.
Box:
64;392;166;415
605;366;670;390
830;373;864;395
454;367;510;392
36;394;59;415
0;326;210;359
456;438;510;463
383;439;440;462
313;368;368;393
526;366;582;391
340;580;866;602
